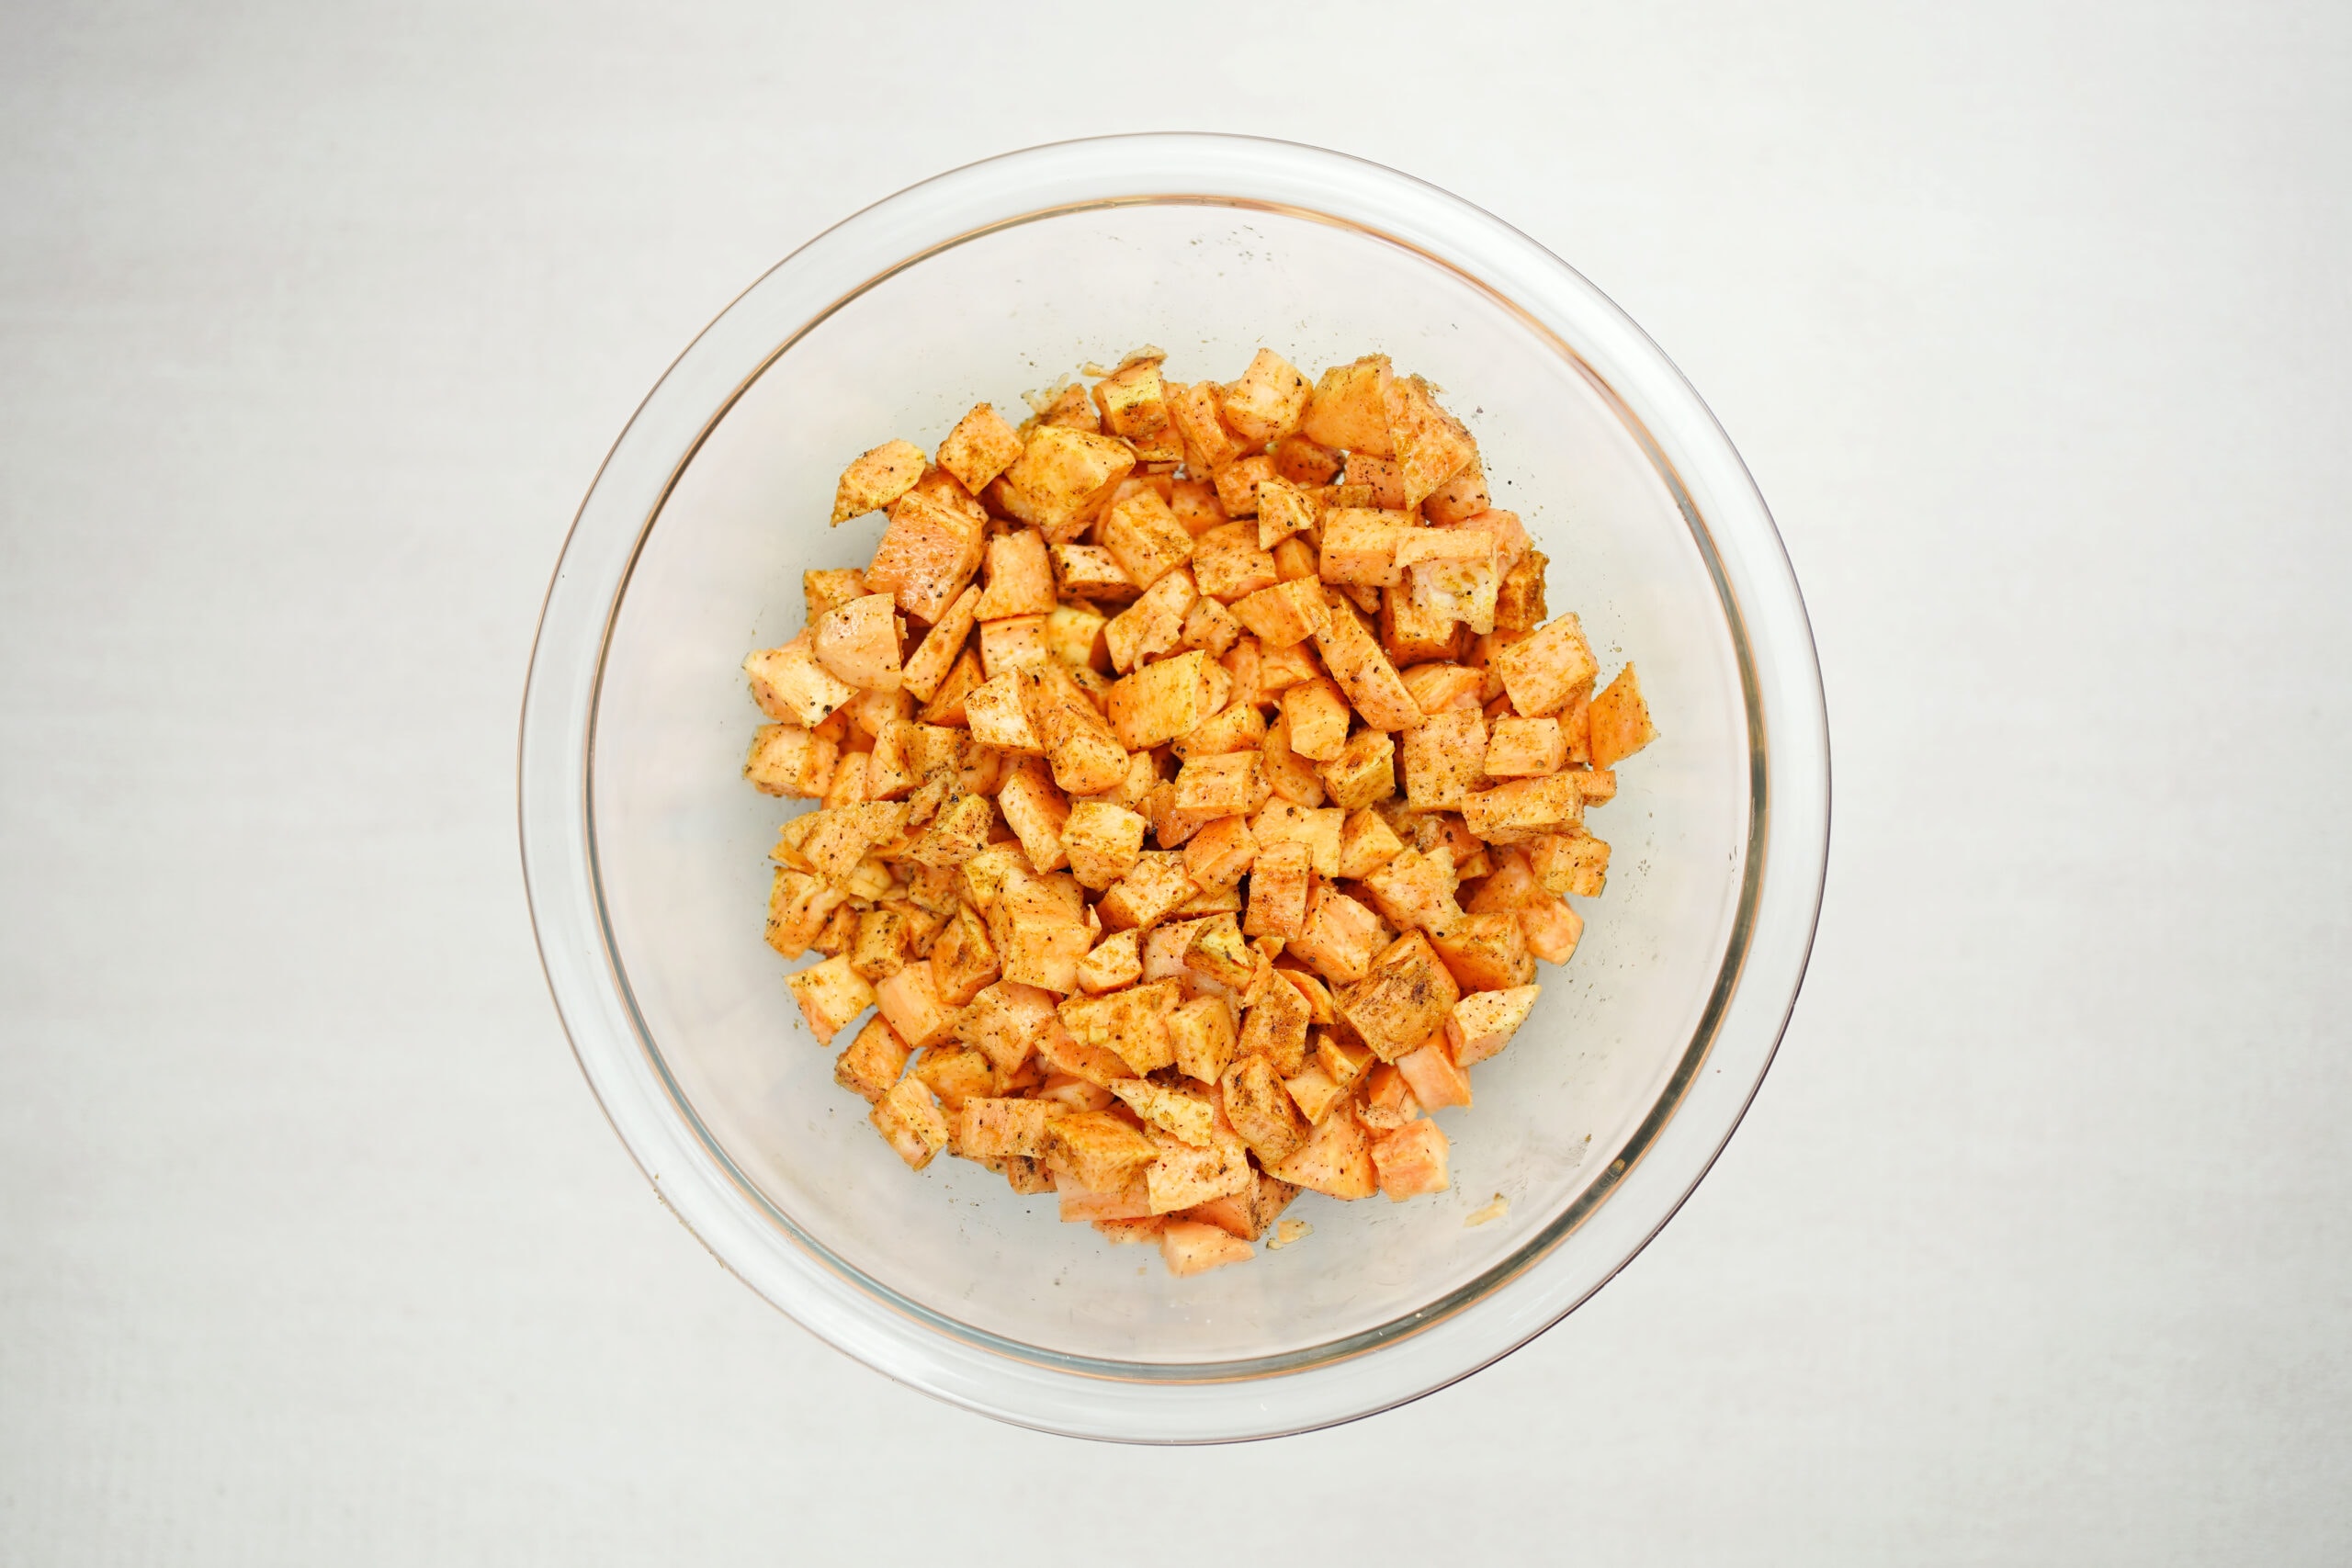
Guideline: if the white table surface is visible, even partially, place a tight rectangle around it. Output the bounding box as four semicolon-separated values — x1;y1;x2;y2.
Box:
5;1;2346;1561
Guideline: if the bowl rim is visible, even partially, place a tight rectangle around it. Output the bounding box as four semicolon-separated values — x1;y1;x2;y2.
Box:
519;131;1831;1442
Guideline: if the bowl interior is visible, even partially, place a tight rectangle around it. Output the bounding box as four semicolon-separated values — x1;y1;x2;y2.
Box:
588;200;1752;1369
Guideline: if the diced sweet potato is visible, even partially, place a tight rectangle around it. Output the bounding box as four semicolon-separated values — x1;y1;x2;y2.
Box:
848;906;907;982
1519;893;1585;963
1015;661;1128;794
1399;660;1484;716
746;723;837;798
1371;1118;1452;1200
1167;380;1246;474
1461;772;1584;843
1360;846;1464;935
1338;931;1462;1062
870;1076;949;1169
1381;374;1476;508
866;489;988;624
912;1044;997;1115
1588;662;1657;769
955;978;1060;1075
1091;358;1182;462
928;903;1001;1005
1268;1103;1376;1199
834;1015;911;1102
1420;458;1489;525
1103;566;1197;672
1301;355;1395;455
1395;526;1498;634
1259;711;1328;808
1211;453;1277;518
1190;520;1280;604
1093;1214;1165;1244
1057;1177;1151;1223
1448;984;1541;1066
831;438;928;524
745;634;857;727
1238;975;1312;1077
994;757;1070;873
1229;577;1330;649
1402;708;1488;811
1241;839;1314;942
1256;475;1317;550
1182;911;1257;990
1495;613;1600;718
1395;1033;1473;1111
970;528;1059;620
1337;807;1406;878
872;960;956;1052
787;953;876;1044
1495;547;1548;633
1160;1217;1253;1276
1220;1054;1307;1165
1251;802;1343;878
1110;1077;1223;1147
1061;799;1147;890
898;584;978;704
1318;508;1418;587
1035;1020;1135;1089
1169;995;1238;1084
1101;487;1194;591
959;1100;1063;1161
1183;814;1259;889
937;403;1025;496
1272;433;1343;487
1218;348;1312;446
1288;886;1386;985
1047;1110;1160;1194
1429;910;1534;992
1284;1064;1347;1125
1095;850;1201;931
1486;716;1566;777
1075;928;1144;994
1529;829;1611;899
1105;649;1208;750
805;568;871;620
1382;582;1468;667
1343;453;1408;510
1280;678;1351;762
1146;1129;1254;1215
1314;597;1422;732
1319;729;1397;813
996;425;1136;541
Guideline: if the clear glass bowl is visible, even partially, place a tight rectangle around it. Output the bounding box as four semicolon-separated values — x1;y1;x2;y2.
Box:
519;134;1829;1442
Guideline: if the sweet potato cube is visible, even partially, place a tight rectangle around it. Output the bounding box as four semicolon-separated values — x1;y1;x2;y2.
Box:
810;593;906;692
745;723;837;798
831;438;928;524
1399;660;1484;716
1403;707;1488;811
1160;1218;1254;1276
1589;662;1658;769
1462;772;1584;843
1047;1110;1160;1194
1495;548;1549;633
1316;1031;1375;1092
1036;1020;1135;1090
1318;509;1418;587
1259;712;1328;808
804;568;871;620
1101;488;1194;590
1279;678;1351;762
1091;358;1182;462
1168;380;1247;474
1372;1118;1452;1200
996;425;1136;541
937;402;1024;495
849;907;907;982
1110;1077;1223;1147
1211;453;1277;518
1220;1054;1307;1165
1382;584;1468;667
959;1096;1059;1160
1254;636;1322;694
1238;976;1312;1077
1075;928;1144;994
1268;1103;1376;1199
1057;1176;1150;1223
1176;912;1251;992
994;757;1070;873
1338;931;1462;1062
1242;839;1315;942
1284;1065;1348;1125
1170;995;1238;1085
1016;662;1128;794
1496;613;1600;718
1180;1170;1298;1242
1288;886;1385;985
1530;830;1611;899
1448;983;1541;1066
1219;347;1312;446
870;1077;949;1169
1104;566;1197;672
1168;699;1267;767
1486;716;1566;777
1062;800;1147;890
1571;766;1617;806
865;489;987;624
1179;592;1243;659
744;634;856;727
1251;802;1343;877
1302;355;1395;455
1171;750;1264;820
1095;851;1201;932
1395;527;1498;634
1521;892;1586;964
1106;649;1208;750
1430;910;1535;993
1344;453;1408;510
912;1043;997;1111
968;529;1057;622
1360;846;1464;935
1396;1034;1473;1111
1319;729;1397;814
1315;599;1422;731
1337;807;1406;878
956;978;1060;1075
1189;521;1280;603
1421;458;1490;525
993;886;1091;993
1382;374;1476;508
904;790;994;869
1058;977;1182;1075
898;584;978;705
1183;814;1258;889
1229;577;1331;649
928;903;1001;1005
1256;476;1317;550
784;952;874;1045
1147;1130;1255;1215
833;1015;910;1103
874;960;956;1051
1272;433;1343;487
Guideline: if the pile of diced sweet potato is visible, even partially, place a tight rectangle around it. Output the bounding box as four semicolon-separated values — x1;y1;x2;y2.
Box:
742;347;1656;1278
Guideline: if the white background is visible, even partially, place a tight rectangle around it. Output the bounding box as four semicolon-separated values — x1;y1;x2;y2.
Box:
4;1;2346;1561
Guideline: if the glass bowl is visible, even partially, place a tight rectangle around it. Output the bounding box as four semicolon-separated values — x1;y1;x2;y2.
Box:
518;133;1829;1442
